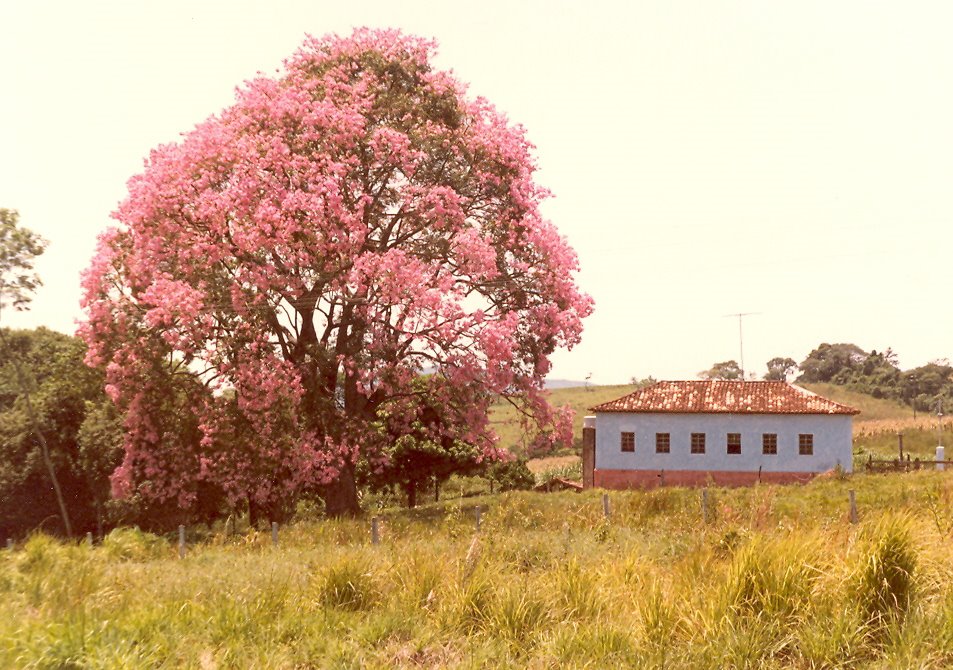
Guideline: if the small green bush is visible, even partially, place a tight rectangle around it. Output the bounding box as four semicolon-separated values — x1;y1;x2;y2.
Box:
486;458;536;492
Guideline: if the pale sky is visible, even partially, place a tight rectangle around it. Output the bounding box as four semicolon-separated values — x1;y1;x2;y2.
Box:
2;1;952;384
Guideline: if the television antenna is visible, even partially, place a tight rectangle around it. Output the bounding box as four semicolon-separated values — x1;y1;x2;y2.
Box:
723;312;761;379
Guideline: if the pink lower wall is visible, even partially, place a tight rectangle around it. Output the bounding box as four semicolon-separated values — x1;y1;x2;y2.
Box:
593;468;815;489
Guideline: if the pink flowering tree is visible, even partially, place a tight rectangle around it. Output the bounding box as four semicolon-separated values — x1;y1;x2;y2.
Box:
80;29;592;517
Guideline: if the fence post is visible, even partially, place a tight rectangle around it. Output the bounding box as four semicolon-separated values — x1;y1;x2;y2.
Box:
371;516;380;545
937;446;946;471
5;538;12;550
271;522;278;547
475;506;482;532
702;489;709;524
86;531;93;547
602;493;610;519
849;490;858;524
178;525;186;559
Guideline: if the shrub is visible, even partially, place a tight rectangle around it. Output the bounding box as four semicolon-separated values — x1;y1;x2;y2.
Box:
720;534;819;619
850;513;918;631
483;581;550;645
486;458;535;492
316;558;380;611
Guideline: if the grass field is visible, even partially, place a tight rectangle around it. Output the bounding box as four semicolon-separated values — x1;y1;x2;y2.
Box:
6;382;950;668
490;383;638;452
798;383;915;423
5;471;953;668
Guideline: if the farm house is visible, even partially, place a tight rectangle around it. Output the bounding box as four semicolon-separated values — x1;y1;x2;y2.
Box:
581;380;859;489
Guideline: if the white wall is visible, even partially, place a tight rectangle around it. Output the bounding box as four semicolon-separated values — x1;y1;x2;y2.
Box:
594;412;853;473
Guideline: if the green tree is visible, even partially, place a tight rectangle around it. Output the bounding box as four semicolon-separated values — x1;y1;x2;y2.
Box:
76;399;124;535
0;328;122;539
0;209;45;311
765;357;798;381
902;362;953;412
361;377;493;508
0;210;75;537
797;343;866;383
699;360;743;380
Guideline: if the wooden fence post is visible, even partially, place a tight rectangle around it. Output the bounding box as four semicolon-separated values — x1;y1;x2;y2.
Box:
475;506;482;532
86;532;93;547
849;490;858;524
602;493;610;519
5;538;11;550
937;446;946;471
371;516;380;545
271;522;278;547
178;525;186;559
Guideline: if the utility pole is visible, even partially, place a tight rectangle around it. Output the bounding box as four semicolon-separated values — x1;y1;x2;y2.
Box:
723;313;760;379
937;398;944;448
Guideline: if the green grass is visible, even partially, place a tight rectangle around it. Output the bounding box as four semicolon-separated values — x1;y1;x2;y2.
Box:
799;382;914;422
855;424;952;461
8;473;953;667
490;383;638;451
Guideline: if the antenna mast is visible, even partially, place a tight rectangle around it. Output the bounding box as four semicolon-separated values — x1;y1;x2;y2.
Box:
723;312;760;379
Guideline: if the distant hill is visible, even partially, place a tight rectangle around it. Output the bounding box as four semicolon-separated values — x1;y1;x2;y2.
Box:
543;379;589;389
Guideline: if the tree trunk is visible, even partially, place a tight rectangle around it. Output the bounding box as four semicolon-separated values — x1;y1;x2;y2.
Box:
324;463;360;517
434;477;440;502
248;496;259;529
406;481;417;508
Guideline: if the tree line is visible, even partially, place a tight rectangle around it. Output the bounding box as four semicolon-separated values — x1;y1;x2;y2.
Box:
701;343;953;413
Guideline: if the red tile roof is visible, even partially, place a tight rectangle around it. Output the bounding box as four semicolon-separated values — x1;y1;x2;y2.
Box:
590;381;860;415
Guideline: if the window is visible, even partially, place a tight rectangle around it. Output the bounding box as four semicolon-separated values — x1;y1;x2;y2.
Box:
691;432;706;454
762;433;778;455
799;433;814;455
621;431;635;452
726;433;741;455
655;432;670;453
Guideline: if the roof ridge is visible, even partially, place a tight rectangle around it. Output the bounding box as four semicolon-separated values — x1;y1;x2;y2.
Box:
589;379;860;415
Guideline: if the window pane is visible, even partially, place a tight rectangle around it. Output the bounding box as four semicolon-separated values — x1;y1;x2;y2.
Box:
762;433;777;455
621;431;635;452
655;432;670;453
727;432;741;455
691;432;706;454
798;433;813;455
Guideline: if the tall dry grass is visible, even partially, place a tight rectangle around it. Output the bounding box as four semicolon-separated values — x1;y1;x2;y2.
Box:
6;472;953;667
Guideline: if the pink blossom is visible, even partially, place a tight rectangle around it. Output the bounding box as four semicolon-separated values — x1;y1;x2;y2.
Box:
78;28;591;514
